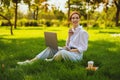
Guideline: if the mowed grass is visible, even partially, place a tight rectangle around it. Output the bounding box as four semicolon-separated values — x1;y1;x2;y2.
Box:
0;26;120;80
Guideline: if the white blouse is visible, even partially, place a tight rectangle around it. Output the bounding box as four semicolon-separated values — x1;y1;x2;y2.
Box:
66;25;89;53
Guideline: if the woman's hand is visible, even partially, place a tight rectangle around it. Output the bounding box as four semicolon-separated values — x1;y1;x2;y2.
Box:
68;28;74;36
69;49;79;52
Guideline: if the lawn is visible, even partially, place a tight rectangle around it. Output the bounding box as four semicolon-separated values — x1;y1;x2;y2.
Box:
0;26;120;80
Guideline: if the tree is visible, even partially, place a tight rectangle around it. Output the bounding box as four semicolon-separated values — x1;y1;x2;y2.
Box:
0;0;13;35
53;10;66;21
30;0;47;20
0;0;21;29
68;0;120;27
91;0;120;26
0;14;13;35
12;0;21;29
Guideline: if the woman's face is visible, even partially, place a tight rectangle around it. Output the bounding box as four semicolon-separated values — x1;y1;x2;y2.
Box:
70;14;80;27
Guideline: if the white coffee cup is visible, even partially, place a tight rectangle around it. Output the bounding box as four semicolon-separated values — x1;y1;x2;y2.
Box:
88;61;94;68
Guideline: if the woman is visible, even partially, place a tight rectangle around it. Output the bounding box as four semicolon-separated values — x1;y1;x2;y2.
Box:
17;11;89;65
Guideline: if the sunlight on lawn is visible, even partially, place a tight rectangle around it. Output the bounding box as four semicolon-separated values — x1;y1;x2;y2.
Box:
0;27;68;39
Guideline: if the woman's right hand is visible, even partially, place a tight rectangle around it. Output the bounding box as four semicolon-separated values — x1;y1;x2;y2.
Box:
68;28;74;36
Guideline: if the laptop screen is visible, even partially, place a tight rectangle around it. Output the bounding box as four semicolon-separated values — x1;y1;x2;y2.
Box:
44;32;58;50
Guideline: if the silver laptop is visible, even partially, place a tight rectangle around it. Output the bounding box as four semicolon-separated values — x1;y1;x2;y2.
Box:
44;32;58;51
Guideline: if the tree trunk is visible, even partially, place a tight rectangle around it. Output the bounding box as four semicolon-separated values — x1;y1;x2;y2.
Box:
116;9;119;26
14;0;18;29
36;6;39;20
114;1;120;26
0;14;13;35
68;0;70;27
33;10;36;20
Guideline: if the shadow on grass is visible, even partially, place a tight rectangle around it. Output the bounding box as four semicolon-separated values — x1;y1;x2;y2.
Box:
0;37;45;65
0;36;66;66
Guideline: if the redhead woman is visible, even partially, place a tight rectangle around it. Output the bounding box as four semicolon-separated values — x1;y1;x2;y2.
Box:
17;11;89;65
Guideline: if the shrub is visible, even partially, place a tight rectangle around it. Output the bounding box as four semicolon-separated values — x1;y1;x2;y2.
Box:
1;20;10;26
17;18;27;27
105;22;115;27
45;20;52;27
81;23;87;27
25;20;39;26
93;23;99;28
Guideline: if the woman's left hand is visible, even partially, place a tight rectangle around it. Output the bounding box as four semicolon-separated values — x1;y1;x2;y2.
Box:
69;49;79;52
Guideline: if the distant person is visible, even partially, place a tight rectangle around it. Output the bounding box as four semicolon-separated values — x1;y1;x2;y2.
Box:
17;11;89;65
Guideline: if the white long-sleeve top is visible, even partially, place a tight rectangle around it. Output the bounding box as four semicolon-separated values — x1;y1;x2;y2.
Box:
66;25;89;53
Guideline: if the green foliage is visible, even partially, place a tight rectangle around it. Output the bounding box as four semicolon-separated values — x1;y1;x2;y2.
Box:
53;10;66;21
2;0;11;7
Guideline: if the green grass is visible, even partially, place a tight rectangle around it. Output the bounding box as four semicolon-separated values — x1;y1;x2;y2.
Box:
0;26;120;80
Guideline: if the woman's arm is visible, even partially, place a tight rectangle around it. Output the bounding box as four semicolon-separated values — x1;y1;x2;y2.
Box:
66;28;74;46
77;31;89;53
